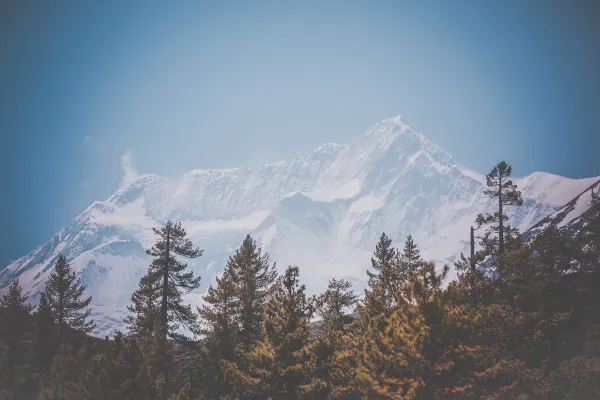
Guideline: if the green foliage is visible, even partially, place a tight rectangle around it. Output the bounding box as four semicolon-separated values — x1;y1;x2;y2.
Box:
39;340;87;400
124;274;161;339
196;268;238;398
43;255;95;334
226;234;278;351
31;292;59;377
221;266;315;399
195;235;277;398
316;278;358;335
303;278;358;398
476;161;523;256
75;334;151;400
0;279;35;395
363;232;398;318
6;187;600;399
140;221;203;342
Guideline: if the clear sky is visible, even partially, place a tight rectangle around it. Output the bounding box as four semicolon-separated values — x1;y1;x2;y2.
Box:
1;0;599;265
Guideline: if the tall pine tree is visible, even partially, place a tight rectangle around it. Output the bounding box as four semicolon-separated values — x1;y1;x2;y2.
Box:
196;235;276;398
221;266;314;399
143;221;203;341
43;255;95;334
304;278;358;398
475;161;523;256
397;235;422;285
196;268;238;398
363;232;398;318
227;234;278;352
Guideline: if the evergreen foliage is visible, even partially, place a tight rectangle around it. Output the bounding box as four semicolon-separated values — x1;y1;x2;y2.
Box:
124;274;161;339
0;279;35;395
143;221;203;341
31;292;58;377
196;268;238;398
399;234;422;276
226;234;278;351
476;161;524;257
363;232;398;317
39;340;87;400
221;266;315;399
303;278;358;398
43;255;95;334
3;171;600;399
317;278;358;335
195;235;277;398
75;333;151;400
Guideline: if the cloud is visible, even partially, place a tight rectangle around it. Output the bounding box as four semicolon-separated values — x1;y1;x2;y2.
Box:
84;135;91;141
119;150;139;189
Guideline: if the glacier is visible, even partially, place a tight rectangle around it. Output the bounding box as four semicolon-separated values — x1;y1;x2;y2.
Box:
2;116;598;337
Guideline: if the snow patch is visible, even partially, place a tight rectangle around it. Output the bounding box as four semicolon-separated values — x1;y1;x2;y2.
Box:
348;196;386;213
557;191;592;228
183;210;270;234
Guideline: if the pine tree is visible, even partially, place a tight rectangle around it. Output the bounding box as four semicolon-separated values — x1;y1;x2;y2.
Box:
476;161;523;256
227;234;278;351
195;236;276;398
0;279;34;392
400;235;421;270
0;279;33;312
397;235;422;285
124;274;161;339
345;260;484;399
317;278;358;335
352;286;429;398
197;268;238;398
304;278;358;398
363;232;397;317
144;221;203;342
221;266;314;399
43;255;95;334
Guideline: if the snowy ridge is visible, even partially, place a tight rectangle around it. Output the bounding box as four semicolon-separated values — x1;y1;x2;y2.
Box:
524;178;600;238
1;116;598;337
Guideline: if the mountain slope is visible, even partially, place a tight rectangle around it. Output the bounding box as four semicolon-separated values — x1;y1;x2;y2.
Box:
2;116;597;337
524;179;600;239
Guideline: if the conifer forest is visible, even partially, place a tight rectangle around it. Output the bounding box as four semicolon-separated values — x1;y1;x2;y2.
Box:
1;160;600;400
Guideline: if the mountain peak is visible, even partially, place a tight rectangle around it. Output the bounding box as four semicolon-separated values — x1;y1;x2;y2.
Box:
4;116;599;337
365;115;412;137
312;142;346;156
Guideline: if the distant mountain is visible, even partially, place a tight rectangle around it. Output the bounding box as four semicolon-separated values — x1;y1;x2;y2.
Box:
524;179;600;239
2;116;597;337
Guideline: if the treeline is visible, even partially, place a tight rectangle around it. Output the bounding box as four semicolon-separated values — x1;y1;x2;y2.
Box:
1;161;600;399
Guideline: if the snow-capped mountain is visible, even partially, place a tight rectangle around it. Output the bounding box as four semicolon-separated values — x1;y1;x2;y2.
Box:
524;179;600;239
2;116;597;337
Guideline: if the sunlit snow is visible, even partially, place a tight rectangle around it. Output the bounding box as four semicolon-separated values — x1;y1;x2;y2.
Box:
1;116;598;337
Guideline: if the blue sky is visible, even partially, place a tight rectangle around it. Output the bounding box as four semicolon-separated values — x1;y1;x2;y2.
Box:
1;0;599;265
